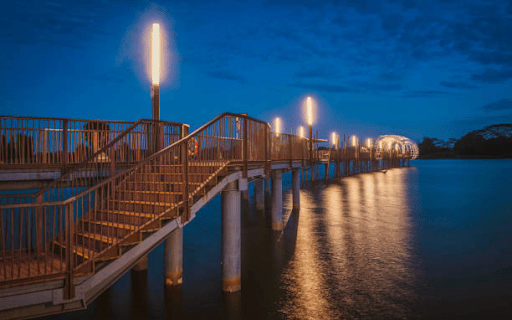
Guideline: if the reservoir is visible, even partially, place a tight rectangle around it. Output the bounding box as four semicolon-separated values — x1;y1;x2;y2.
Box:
45;159;512;319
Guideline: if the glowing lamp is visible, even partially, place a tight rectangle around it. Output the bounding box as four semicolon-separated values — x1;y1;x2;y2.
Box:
352;135;356;147
152;23;160;85
307;97;313;125
299;126;304;138
367;138;371;148
331;132;337;146
275;117;281;134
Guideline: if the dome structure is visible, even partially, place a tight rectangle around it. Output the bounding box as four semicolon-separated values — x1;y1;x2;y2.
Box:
374;135;419;159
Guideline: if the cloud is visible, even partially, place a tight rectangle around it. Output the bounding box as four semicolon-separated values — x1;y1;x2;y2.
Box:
401;90;451;98
482;99;512;112
294;66;338;79
471;69;512;83
291;82;353;93
205;70;247;84
439;81;477;89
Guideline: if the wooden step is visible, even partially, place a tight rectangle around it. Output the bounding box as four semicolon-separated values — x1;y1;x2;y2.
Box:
124;180;213;192
52;241;98;261
107;199;171;213
81;219;135;239
131;172;215;183
77;232;117;244
115;189;183;202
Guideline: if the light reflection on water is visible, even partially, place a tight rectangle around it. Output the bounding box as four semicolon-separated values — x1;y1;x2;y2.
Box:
41;160;512;319
279;168;419;319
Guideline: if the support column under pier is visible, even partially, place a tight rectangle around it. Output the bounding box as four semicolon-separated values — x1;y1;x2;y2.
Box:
254;179;264;210
292;169;300;210
164;227;183;286
221;180;241;292
265;178;270;195
324;163;329;181
271;170;283;230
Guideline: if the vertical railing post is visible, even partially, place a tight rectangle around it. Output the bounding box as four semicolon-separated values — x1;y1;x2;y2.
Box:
62;120;68;174
65;202;75;299
243;117;248;178
264;125;269;176
42;128;47;164
289;134;293;168
35;195;43;254
181;140;189;223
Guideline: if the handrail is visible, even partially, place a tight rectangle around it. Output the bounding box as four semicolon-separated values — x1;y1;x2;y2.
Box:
0;112;412;290
0;115;187;128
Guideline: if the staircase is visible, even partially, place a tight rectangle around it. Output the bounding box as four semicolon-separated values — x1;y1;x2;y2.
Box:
0;113;272;319
51;161;228;276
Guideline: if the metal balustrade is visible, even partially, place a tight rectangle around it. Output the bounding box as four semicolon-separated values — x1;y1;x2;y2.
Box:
0;113;414;296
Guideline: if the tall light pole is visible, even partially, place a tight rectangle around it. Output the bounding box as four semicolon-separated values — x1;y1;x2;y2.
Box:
152;23;160;121
307;97;313;166
275;117;281;135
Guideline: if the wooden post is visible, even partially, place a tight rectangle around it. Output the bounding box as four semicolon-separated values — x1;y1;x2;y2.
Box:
62;120;68;174
181;141;189;223
243;117;248;178
264;125;269;176
65;202;75;299
42;129;47;164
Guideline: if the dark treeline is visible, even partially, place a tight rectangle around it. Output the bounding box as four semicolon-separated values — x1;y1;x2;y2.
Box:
419;124;512;159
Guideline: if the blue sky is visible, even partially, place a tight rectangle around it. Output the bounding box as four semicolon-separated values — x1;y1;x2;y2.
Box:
2;0;512;142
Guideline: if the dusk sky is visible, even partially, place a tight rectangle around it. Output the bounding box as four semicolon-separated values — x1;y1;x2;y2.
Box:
2;0;512;142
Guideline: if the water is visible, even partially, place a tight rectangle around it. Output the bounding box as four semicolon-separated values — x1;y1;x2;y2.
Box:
44;160;512;319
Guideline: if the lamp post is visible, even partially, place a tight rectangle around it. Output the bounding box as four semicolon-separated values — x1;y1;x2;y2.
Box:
275;117;281;135
307;97;313;166
152;23;160;121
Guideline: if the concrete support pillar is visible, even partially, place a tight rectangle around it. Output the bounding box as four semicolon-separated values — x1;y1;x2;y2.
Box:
241;189;249;201
254;179;264;210
292;169;300;210
164;227;183;286
271;170;283;230
324;163;329;180
133;255;148;272
221;180;241;292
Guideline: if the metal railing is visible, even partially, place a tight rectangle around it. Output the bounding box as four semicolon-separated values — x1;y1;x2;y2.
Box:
0;113;414;293
0;116;139;169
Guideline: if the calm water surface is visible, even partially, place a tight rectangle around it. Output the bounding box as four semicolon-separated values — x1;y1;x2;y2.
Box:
45;160;512;319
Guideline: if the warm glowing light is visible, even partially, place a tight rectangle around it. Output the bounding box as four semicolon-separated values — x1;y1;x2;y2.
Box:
379;141;382;149
388;142;392;149
396;144;399;151
299;126;305;138
307;97;313;125
331;132;337;146
352;135;357;147
367;138;371;148
152;23;160;85
275;117;281;134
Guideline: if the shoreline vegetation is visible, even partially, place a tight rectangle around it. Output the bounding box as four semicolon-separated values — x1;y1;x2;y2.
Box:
418;124;512;160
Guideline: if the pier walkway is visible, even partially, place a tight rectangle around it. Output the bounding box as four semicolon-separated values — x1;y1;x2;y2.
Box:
0;113;417;319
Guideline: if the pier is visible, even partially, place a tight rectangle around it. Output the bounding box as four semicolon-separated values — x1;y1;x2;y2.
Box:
0;113;417;319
